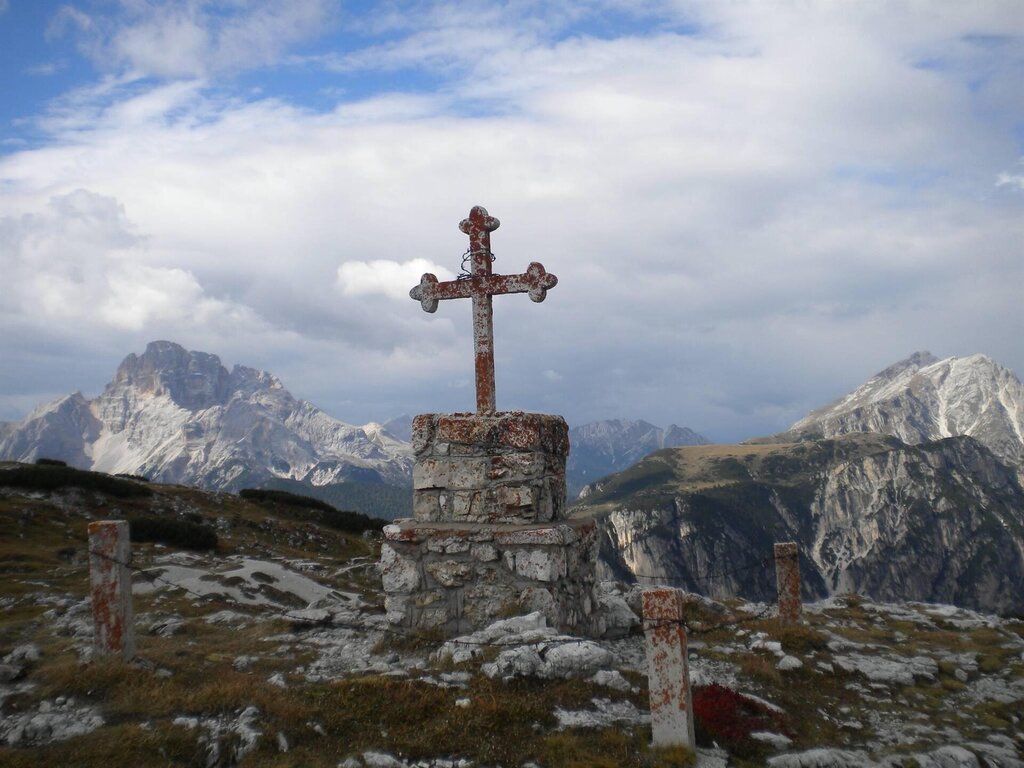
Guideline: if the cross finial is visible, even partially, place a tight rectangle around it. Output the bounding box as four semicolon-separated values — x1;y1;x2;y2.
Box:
410;206;558;414
459;206;500;260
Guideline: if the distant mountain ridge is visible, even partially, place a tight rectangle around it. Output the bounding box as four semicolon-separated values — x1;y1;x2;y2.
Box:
567;418;709;497
779;351;1024;475
577;434;1024;614
0;341;413;491
0;344;711;509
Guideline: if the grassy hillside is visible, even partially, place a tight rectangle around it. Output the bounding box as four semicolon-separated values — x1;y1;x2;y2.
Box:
572;433;901;516
1;460;1022;766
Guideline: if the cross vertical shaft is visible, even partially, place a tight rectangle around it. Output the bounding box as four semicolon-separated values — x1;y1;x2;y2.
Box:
462;208;500;414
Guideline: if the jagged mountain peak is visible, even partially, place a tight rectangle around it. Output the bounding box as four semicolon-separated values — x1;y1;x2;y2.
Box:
0;342;413;490
789;351;1024;472
111;340;233;411
107;341;288;412
874;350;939;379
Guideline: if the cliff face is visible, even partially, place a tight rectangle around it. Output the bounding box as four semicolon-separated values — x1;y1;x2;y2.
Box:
580;434;1024;613
0;341;413;490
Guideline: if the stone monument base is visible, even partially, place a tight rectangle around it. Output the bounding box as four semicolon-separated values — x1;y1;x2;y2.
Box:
381;518;599;635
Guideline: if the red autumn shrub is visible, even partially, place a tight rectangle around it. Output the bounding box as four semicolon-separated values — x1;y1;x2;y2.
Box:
692;683;789;757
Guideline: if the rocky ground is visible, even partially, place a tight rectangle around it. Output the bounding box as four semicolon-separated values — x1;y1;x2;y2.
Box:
1;465;1023;767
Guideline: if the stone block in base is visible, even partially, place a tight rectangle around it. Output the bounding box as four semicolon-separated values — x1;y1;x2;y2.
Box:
382;518;599;635
410;412;569;525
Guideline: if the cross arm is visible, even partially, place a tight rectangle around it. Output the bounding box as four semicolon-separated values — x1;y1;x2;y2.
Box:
410;262;558;313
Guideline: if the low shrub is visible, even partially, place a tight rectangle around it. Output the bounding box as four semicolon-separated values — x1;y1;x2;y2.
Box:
693;683;789;759
239;487;336;513
128;516;217;551
239;487;388;534
0;464;152;498
34;457;67;466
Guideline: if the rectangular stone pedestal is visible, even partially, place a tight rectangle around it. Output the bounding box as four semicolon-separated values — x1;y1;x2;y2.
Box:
382;519;599;634
381;412;598;635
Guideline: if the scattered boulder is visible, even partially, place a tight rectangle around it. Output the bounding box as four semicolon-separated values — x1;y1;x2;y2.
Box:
148;616;186;637
596;593;639;638
777;655;803;671
0;700;104;746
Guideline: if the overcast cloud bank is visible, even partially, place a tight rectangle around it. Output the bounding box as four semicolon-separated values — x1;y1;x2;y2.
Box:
1;1;1022;442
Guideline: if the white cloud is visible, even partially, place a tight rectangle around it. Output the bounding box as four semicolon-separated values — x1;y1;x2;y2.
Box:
996;166;1024;191
0;189;261;336
337;259;456;301
1;2;1022;437
50;0;334;79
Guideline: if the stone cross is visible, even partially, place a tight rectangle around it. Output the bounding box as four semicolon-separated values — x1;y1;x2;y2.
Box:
410;206;558;415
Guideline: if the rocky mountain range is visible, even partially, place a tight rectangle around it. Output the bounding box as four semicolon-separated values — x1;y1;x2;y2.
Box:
575;351;1024;614
0;341;413;491
567;418;708;497
577;433;1024;614
781;351;1024;477
0;341;709;506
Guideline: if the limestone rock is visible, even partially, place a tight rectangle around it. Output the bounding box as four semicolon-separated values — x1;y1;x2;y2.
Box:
597;593;639;638
379;545;420;594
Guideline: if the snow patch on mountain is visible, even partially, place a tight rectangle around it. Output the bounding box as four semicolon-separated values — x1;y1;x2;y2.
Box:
790;352;1024;473
0;341;413;490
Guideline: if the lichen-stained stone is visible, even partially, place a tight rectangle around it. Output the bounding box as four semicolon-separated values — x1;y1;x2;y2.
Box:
470;543;499;562
382;409;598;635
384;594;410;624
462;582;519;625
451;491;478;520
427;536;472;555
642;588;696;749
436;414;496;446
489;452;545;481
515;549;567;582
88;520;134;660
422;412;568;456
412;490;441;522
496;484;537;511
412;590;449;629
495;525;575;547
379;544;420;593
519;586;557;625
774;542;801;623
411;414;435;455
426;560;475;588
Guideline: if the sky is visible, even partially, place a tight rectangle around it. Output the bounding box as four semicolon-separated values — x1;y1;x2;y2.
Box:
0;0;1022;443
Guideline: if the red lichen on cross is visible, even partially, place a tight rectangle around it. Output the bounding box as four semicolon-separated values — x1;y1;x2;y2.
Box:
410;206;558;415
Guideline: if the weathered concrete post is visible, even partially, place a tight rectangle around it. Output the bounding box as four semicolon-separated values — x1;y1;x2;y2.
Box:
88;520;135;660
774;541;801;623
642;588;695;749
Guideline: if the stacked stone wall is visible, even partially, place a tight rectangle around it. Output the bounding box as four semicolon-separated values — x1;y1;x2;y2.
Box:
381;412;599;635
411;412;568;524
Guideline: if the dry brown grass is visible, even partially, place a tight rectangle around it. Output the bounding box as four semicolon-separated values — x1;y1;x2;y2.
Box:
737;652;783;686
745;618;829;654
